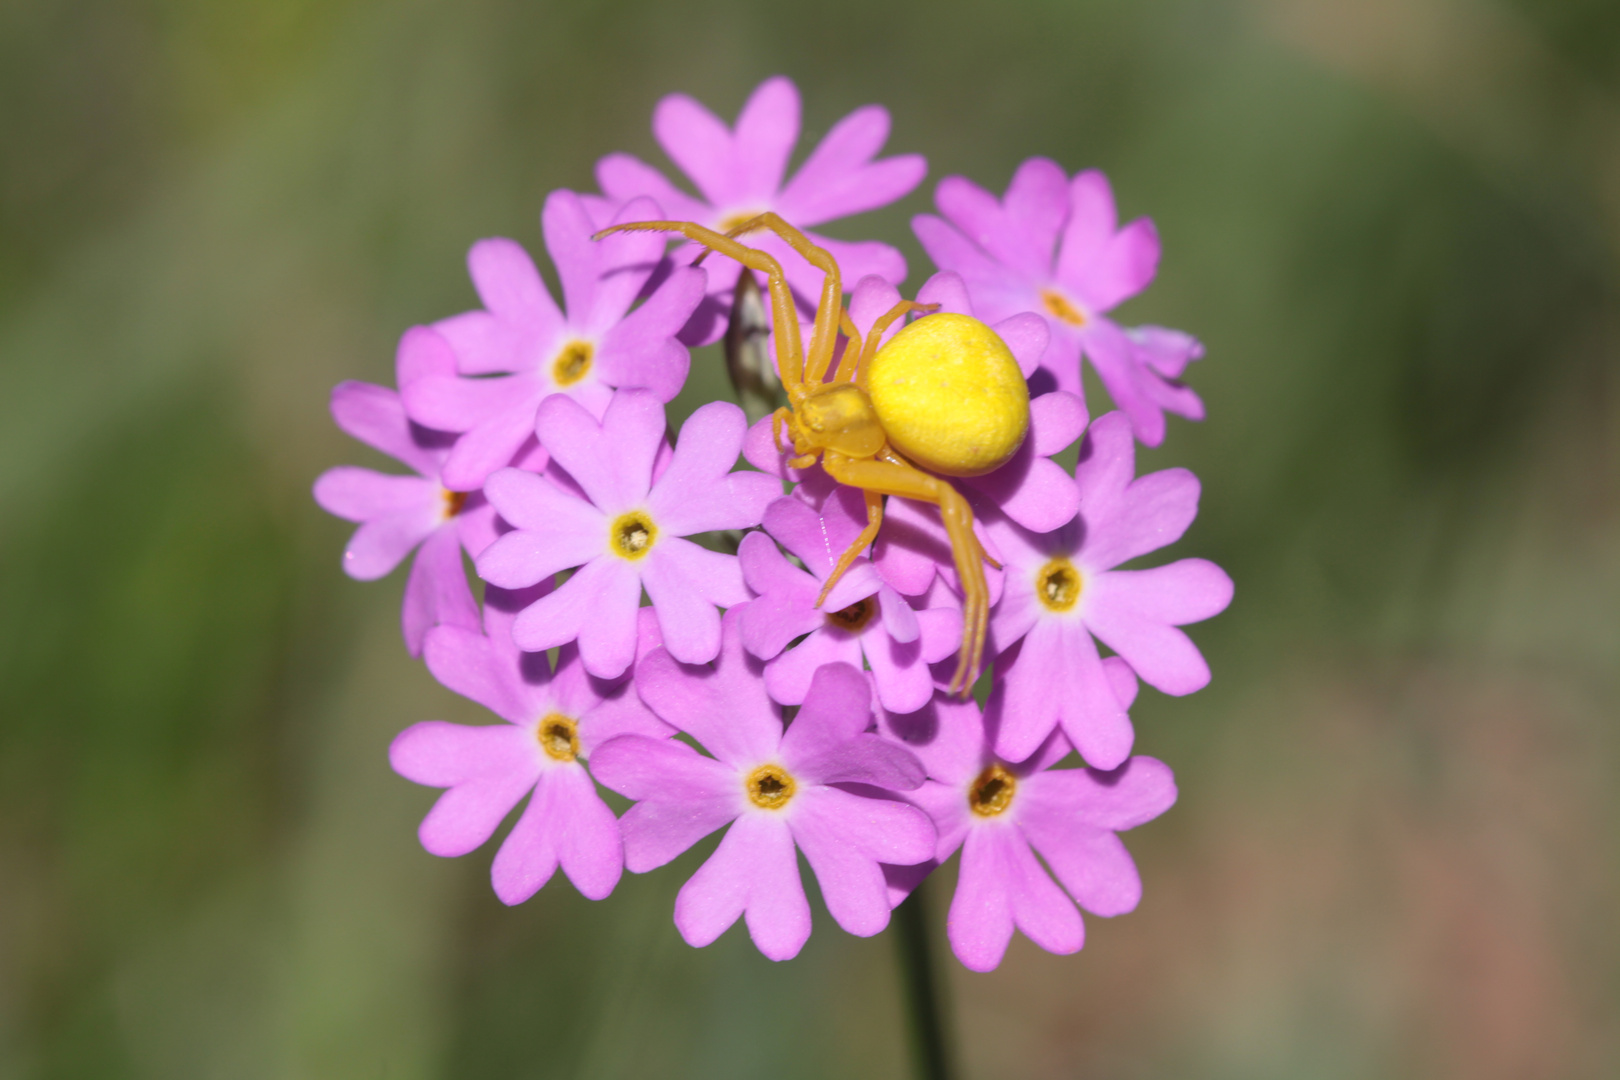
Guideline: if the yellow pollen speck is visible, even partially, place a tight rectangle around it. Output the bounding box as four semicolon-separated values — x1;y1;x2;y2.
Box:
552;341;594;386
609;511;657;561
1040;288;1087;327
825;596;877;634
865;313;1030;477
968;764;1017;817
1036;557;1082;612
442;489;469;519
538;714;580;762
746;763;796;810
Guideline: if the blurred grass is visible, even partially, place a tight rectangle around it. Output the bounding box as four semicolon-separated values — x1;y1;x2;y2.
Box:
1;0;1616;1076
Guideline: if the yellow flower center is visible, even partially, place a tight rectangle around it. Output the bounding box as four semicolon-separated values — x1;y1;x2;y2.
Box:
1035;557;1082;612
537;714;580;762
968;763;1017;817
746;763;797;810
825;595;877;634
718;209;766;234
609;511;658;561
552;341;594;386
441;489;469;519
1040;288;1087;328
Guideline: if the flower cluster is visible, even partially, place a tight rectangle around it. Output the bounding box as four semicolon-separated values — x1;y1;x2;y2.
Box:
316;77;1231;971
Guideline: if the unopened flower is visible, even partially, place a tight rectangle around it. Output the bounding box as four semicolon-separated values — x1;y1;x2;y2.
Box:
591;615;935;960
596;76;924;342
986;411;1233;766
882;676;1175;972
738;488;958;713
389;586;672;903
312;326;490;654
402;190;707;489
475;390;778;678
914;157;1203;446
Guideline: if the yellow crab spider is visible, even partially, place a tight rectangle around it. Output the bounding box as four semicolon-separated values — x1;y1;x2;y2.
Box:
593;213;1030;695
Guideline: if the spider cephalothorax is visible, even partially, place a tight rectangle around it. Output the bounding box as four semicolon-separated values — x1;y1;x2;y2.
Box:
594;213;1029;693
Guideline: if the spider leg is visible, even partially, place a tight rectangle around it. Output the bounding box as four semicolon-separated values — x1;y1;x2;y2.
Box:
821;452;990;695
814;490;885;609
837;299;940;385
594;220;807;395
712;213;844;387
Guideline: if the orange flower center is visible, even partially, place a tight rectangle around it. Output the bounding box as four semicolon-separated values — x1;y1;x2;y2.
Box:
746;763;797;810
968;764;1017;817
1040;288;1087;328
537;714;580;762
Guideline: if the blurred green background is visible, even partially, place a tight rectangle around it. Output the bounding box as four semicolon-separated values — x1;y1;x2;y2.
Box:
2;0;1617;1076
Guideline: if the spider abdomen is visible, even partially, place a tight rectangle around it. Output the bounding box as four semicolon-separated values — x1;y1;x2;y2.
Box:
865;313;1030;477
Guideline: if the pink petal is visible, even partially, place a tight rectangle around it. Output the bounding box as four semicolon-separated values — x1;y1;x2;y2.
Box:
591;736;741;872
994;621;1133;769
389;721;539;857
510;557;641;679
777;662;871;756
946;826;1017;972
653;90;743;207
537;390;663;513
490;768;562;904
467;236;560;329
422;625;530;723
1073;217;1159;313
776;104;926;226
550;765;625;900
328;381;438;478
764;628;860;707
1083;467;1201;570
791;787;932;937
641;540;742;665
1002;825;1085;956
1083;561;1232;695
634;611;782;769
593;152;712;222
647;401;778;535
545;191;659;334
847;274;904;342
439;395;546;491
1054;169;1118;285
675;813;810;960
595;265;704;402
992;312;1049;378
862;620;934;715
1081;320;1167;447
737;532;824;659
401;523;479;655
398;369;516;434
313;467;434;523
732;76;800;201
341;506;439;581
915;269;974;315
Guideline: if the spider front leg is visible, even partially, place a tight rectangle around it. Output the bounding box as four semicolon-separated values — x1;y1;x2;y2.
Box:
814;489;884;609
820;452;991;696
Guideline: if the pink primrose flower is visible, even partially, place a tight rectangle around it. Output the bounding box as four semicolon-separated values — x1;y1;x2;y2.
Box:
312;326;492;655
401;190;707;490
475;389;779;679
594;76;925;343
389;586;672;904
914;157;1203;446
985;411;1233;767
738;488;959;714
590;612;936;961
879;676;1175;972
